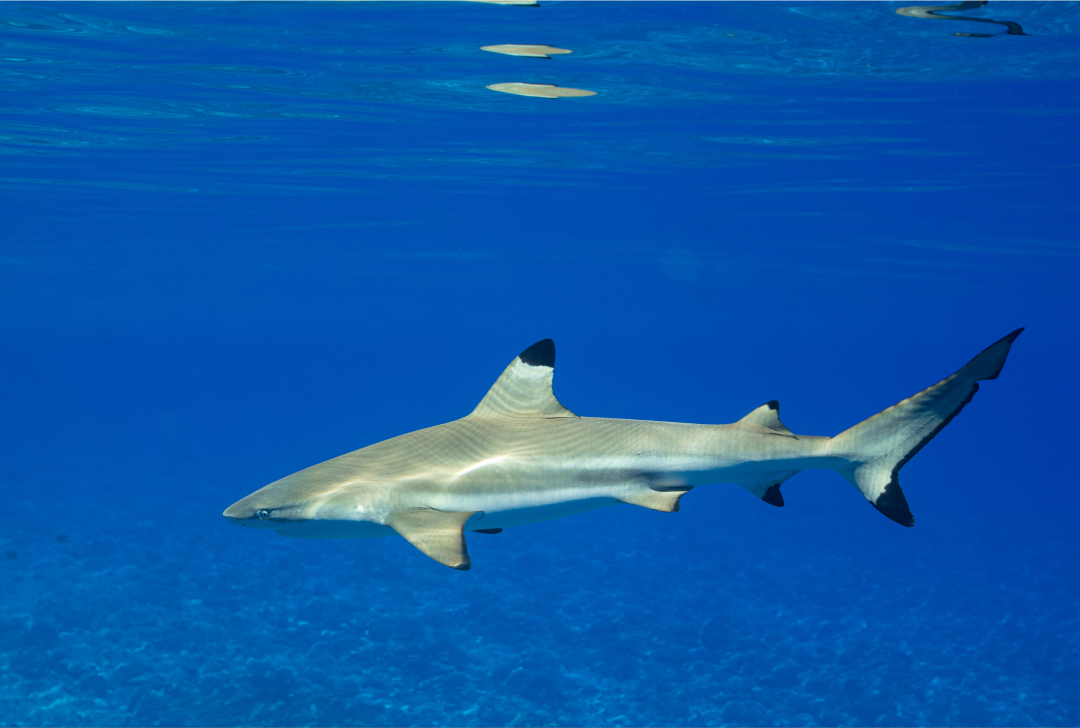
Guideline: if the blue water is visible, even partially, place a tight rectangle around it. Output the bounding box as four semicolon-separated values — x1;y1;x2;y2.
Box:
2;1;1078;725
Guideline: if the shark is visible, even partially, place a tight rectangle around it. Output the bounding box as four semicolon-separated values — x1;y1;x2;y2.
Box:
224;329;1023;570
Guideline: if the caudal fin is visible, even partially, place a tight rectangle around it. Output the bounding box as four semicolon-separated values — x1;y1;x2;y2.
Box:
828;328;1024;527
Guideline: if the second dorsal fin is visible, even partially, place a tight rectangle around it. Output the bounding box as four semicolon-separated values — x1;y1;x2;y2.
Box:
737;400;797;439
470;339;578;419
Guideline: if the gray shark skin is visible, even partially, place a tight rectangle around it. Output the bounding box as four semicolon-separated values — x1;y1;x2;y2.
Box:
224;330;1023;570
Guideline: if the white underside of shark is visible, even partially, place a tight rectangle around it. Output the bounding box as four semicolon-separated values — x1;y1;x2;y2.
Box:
224;330;1023;569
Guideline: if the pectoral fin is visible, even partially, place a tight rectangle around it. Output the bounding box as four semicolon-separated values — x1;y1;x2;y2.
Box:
388;508;480;570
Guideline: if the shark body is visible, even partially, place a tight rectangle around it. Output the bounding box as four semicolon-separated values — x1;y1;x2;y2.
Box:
224;331;1023;569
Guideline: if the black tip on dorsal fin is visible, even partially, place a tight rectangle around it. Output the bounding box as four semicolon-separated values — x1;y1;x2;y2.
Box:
762;483;785;507
473;528;503;534
518;339;555;368
738;400;797;439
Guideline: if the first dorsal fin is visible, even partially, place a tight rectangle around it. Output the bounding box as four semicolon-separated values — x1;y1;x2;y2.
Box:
737;400;797;439
470;339;578;419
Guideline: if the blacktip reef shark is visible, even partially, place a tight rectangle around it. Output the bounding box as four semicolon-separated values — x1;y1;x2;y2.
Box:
224;330;1023;570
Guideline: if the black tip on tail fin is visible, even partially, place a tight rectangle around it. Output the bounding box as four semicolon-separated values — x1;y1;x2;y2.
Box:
832;328;1022;528
871;480;914;527
762;484;785;507
980;327;1024;380
518;339;555;368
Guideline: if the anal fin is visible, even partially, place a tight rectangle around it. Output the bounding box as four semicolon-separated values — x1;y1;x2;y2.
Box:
736;470;801;507
387;508;480;570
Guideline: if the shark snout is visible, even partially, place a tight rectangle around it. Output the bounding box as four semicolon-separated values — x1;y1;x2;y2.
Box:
223;492;308;530
223;497;262;525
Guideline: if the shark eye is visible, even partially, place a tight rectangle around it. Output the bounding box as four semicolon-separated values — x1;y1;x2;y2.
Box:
256;509;270;520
